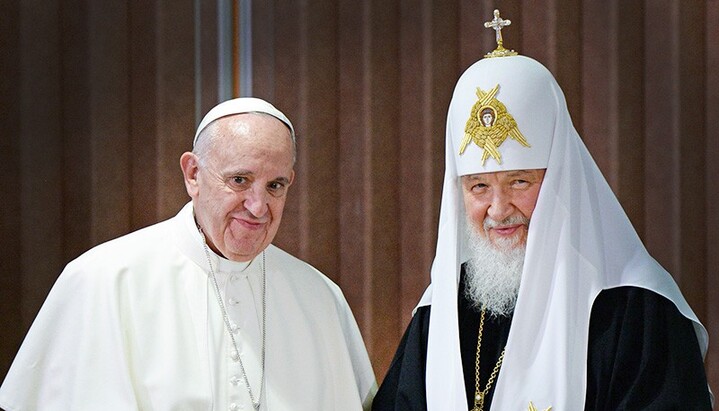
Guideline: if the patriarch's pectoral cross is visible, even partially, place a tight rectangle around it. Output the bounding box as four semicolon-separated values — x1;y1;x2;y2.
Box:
484;9;511;48
470;392;485;411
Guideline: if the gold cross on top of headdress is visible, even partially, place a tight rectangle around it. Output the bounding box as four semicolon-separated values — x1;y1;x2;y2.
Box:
484;9;518;58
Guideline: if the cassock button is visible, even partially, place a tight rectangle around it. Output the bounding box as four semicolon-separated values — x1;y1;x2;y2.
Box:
231;350;240;361
229;403;239;411
230;375;244;386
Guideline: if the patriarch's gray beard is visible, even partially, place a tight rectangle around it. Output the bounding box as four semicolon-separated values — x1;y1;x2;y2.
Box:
463;216;527;318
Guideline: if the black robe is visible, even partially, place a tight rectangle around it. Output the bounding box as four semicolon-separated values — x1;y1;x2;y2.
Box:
372;268;711;410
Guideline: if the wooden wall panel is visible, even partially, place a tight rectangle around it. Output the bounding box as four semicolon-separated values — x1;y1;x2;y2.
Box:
129;0;159;228
581;0;646;234
156;0;196;219
197;0;220;119
270;0;304;259
61;0;92;262
645;1;682;276
19;0;65;333
613;1;646;232
677;2;708;315
338;0;404;373
397;0;457;329
706;0;719;396
301;0;341;278
0;0;22;381
336;0;371;332
88;0;131;244
581;1;611;179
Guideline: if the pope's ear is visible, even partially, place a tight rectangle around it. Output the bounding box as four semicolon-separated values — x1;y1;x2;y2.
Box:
180;152;200;197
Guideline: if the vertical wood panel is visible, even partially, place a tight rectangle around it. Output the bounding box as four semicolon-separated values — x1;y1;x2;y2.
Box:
614;1;645;234
644;1;680;274
521;0;551;66
129;0;159;229
400;0;428;334
398;0;460;332
61;0;92;261
0;0;22;380
198;0;219;117
271;0;303;259
337;0;369;332
398;0;429;335
553;0;582;128
19;0;64;330
250;1;276;100
302;0;340;277
366;0;402;375
581;1;612;178
156;0;196;218
89;0;131;244
706;0;719;397
582;1;646;232
677;1;707;315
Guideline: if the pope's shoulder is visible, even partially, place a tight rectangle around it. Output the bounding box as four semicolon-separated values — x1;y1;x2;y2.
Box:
63;217;176;275
264;244;348;301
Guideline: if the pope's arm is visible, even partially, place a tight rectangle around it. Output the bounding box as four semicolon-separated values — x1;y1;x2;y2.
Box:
0;259;139;410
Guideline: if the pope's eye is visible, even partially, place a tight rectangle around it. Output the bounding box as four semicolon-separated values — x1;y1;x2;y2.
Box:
267;181;287;196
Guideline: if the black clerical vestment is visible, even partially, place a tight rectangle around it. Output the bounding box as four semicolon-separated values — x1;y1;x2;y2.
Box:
372;268;712;410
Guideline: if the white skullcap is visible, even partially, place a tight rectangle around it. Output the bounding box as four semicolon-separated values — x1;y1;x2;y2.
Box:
193;97;295;147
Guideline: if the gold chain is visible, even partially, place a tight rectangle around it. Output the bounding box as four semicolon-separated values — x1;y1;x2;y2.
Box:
471;308;506;411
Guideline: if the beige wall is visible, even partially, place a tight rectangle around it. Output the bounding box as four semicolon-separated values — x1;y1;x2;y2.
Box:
1;0;717;400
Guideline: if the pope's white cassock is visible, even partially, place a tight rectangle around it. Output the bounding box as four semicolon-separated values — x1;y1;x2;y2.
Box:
0;202;376;410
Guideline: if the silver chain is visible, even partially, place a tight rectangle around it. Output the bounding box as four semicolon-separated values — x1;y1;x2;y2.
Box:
199;228;266;411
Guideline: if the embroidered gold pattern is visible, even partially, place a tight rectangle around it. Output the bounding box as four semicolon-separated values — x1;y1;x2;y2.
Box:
459;85;529;164
528;401;552;411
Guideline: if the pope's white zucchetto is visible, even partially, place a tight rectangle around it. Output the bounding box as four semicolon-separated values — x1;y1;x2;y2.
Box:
193;97;295;147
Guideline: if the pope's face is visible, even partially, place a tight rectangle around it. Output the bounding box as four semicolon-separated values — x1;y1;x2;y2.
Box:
461;169;545;250
181;113;295;262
